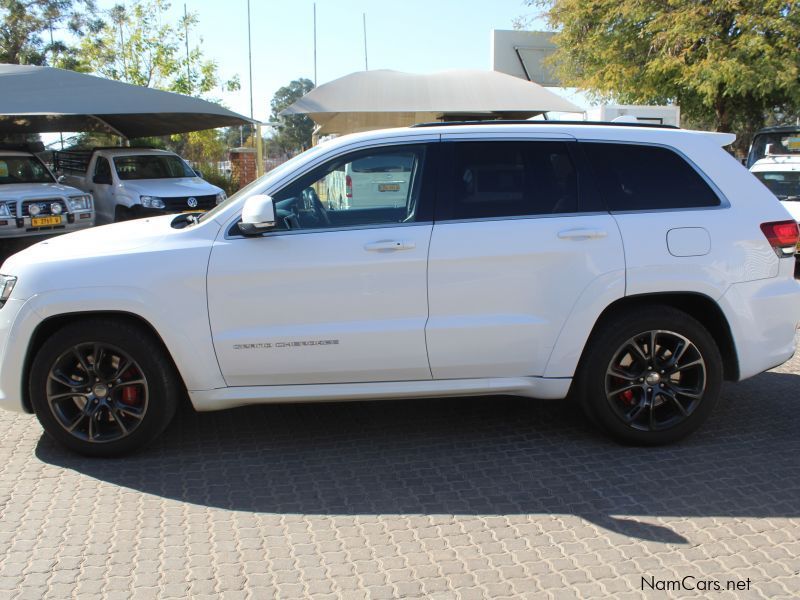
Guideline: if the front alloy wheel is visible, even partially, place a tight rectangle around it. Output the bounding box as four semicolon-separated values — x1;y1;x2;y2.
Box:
46;343;148;443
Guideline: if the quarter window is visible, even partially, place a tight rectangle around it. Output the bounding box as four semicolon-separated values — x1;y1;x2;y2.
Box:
581;142;720;211
447;141;580;219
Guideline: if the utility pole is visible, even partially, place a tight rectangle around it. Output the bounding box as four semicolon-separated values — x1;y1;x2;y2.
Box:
247;0;254;120
184;4;191;93
363;13;368;71
313;3;317;85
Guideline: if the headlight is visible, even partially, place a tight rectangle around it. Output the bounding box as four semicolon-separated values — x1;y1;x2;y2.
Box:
50;202;63;215
0;275;16;309
216;191;227;205
140;195;166;209
67;195;92;211
0;203;10;218
28;203;41;216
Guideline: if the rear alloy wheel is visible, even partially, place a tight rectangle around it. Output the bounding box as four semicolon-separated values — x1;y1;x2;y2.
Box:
577;306;722;445
30;319;180;456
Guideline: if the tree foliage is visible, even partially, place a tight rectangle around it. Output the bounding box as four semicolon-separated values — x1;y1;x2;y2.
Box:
527;0;800;149
269;78;315;154
0;0;100;67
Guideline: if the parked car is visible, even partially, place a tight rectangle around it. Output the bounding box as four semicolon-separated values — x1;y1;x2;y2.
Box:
0;143;94;238
750;150;800;261
1;122;799;456
746;125;800;168
55;147;226;224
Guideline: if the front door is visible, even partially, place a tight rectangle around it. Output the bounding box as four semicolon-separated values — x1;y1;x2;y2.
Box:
90;156;115;223
207;143;436;386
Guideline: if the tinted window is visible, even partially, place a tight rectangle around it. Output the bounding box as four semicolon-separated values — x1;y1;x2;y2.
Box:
448;141;580;219
0;156;53;184
582;143;720;211
113;155;195;180
94;157;111;180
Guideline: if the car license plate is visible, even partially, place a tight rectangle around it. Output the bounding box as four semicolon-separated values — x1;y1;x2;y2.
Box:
181;209;207;214
31;215;62;227
378;183;400;192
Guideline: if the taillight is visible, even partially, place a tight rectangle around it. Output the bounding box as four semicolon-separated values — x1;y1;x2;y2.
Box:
345;175;352;198
760;220;799;257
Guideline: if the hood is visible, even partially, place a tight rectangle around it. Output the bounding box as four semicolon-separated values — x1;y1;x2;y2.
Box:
0;182;84;200
3;214;177;271
117;177;222;198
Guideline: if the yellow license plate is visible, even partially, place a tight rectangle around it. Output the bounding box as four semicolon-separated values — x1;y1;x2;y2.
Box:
31;215;62;227
181;209;207;214
378;183;400;192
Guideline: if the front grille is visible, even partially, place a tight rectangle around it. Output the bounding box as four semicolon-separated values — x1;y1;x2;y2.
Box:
3;202;17;217
161;195;217;211
22;199;68;217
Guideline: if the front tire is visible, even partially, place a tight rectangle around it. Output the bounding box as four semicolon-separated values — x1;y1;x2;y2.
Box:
29;318;180;456
576;306;723;445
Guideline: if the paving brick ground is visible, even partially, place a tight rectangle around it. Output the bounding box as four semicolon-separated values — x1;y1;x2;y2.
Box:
0;339;799;599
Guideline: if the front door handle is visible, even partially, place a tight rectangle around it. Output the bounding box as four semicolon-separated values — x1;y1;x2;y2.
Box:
364;240;416;252
557;228;608;240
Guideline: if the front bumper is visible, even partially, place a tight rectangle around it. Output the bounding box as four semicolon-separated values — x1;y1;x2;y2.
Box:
0;211;95;238
0;297;36;413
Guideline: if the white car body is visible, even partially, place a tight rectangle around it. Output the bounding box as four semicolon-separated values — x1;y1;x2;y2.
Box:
0;150;95;238
1;123;799;431
60;148;224;224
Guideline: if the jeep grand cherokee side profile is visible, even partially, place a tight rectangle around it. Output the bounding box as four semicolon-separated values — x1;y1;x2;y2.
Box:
0;122;798;456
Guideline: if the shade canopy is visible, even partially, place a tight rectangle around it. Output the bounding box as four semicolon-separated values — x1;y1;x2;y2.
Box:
0;64;255;138
281;69;583;135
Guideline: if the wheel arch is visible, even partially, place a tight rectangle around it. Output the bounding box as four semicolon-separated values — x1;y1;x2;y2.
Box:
582;292;739;382
21;310;187;413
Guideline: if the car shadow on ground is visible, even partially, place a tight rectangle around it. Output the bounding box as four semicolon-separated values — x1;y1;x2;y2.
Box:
36;370;800;544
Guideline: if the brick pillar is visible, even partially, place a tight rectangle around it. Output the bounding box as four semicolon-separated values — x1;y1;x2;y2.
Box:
229;147;258;189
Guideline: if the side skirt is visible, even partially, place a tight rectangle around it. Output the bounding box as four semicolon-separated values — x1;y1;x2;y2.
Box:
188;377;572;412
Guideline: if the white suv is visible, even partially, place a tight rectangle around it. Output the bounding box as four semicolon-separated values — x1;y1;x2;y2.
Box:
1;122;799;456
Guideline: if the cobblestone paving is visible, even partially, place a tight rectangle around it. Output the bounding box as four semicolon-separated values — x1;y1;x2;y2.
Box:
0;349;798;599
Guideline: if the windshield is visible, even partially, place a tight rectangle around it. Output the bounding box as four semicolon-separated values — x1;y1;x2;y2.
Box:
198;144;331;223
113;155;196;180
748;132;800;167
753;170;800;200
0;155;54;184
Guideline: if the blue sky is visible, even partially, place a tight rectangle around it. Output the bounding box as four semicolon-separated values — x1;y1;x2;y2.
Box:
93;0;565;123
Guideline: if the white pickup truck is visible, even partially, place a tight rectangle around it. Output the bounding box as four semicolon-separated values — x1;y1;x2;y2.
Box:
0;143;95;238
55;147;226;224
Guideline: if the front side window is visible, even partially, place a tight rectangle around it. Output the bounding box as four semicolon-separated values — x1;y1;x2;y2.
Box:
113;155;195;180
582;142;721;211
0;155;54;184
94;157;112;180
268;144;427;231
446;141;580;220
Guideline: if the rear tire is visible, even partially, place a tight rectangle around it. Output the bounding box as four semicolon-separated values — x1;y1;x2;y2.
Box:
575;305;723;445
30;318;180;457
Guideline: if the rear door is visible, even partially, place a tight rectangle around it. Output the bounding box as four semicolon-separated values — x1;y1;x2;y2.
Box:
425;135;626;379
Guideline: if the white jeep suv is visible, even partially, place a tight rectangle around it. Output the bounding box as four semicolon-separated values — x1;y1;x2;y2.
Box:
0;122;798;456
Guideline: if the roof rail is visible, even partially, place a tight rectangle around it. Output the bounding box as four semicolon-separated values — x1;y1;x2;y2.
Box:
411;119;679;130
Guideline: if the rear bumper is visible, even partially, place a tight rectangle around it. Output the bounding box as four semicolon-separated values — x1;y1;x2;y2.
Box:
719;260;800;380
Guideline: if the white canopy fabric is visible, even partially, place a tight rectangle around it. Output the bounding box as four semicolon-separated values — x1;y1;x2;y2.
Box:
281;69;583;135
0;64;255;138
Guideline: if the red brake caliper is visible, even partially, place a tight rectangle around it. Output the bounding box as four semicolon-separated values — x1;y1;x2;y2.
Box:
120;368;140;406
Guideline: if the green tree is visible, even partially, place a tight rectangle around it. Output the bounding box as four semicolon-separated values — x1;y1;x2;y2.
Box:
526;0;800;151
269;78;315;154
0;0;100;67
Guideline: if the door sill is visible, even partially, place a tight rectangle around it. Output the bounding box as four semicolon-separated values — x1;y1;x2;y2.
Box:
188;377;572;411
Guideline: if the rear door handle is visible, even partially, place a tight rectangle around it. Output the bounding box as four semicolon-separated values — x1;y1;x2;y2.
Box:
557;228;608;240
364;240;416;252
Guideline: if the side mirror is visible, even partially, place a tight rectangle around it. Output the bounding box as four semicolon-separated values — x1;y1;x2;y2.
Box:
57;175;65;183
240;194;276;235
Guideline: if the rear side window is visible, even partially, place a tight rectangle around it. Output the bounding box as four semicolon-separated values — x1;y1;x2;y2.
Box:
582;142;720;211
447;141;580;219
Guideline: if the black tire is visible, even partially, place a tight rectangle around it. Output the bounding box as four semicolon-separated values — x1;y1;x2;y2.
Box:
29;318;181;457
114;205;132;222
575;305;723;445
